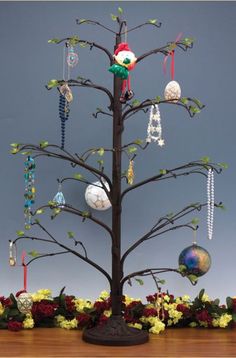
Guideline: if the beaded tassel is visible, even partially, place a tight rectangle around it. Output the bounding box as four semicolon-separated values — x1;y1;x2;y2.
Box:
59;93;70;149
146;105;165;147
127;160;134;185
24;156;36;229
207;168;214;240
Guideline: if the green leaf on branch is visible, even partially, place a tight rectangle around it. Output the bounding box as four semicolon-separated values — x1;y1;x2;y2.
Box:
189;106;201;114
118;7;123;14
10;148;20;154
97;159;104;166
78;19;88;24
128;146;137;154
36;209;45;215
218;162;228;169
159;169;167;175
68;36;80;46
28;250;39;258
180;97;189;105
131;99;141;107
192;98;203;108
82;211;90;218
158;279;166;285
39;140;49;148
67;231;75;239
187;274;198;284
74;173;84;180
48;38;60;44
134;139;144;145
97;148;105;156
10;143;20;148
166;212;174;219
25;224;31;230
34;219;40;224
148;19;158;24
53;208;61;215
135;278;144;286
191;217;199;226
21;151;32;156
79;42;88;48
48;201;57;207
216;203;226;211
201;156;210;164
182;37;194;46
16;230;25;237
178;264;187;273
111;14;118;21
155;96;161;103
47;79;59;89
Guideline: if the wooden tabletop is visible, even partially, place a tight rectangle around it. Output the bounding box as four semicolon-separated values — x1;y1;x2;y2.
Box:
0;327;235;357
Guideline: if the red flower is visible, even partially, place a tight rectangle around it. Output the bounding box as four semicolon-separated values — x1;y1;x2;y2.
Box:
143;308;157;317
65;296;75;313
8;321;23;331
232;299;236;312
177;304;191;316
0;297;13;308
94;300;110;313
196;309;212;326
31;301;58;322
76;313;91;328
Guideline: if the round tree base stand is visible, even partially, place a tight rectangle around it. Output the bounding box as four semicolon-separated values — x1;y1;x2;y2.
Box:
82;315;149;346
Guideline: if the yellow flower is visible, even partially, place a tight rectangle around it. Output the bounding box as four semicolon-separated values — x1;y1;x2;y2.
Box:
163;295;170;302
189;322;197;328
99;291;110;300
31;288;52;302
201;293;210;302
182;295;191;302
55;315;65;324
103;310;112;318
199;320;208;327
59;318;78;330
0;303;4;316
212;314;232;328
128;323;142;330
124;295;141;306
149;321;165;334
73;298;93;312
23;314;34;329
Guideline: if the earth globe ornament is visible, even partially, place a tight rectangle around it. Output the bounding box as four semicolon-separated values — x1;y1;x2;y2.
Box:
178;243;211;277
85;180;111;211
17;292;33;314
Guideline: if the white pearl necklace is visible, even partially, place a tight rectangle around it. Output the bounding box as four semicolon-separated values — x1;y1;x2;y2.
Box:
146;105;165;147
207;168;214;240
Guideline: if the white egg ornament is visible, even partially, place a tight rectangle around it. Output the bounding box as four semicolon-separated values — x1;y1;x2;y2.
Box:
85;181;111;211
164;80;181;102
17;292;33;314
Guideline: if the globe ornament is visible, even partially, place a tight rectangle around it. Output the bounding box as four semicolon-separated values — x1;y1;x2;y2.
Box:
85;181;111;211
164;80;181;102
17;292;33;314
178;244;211;277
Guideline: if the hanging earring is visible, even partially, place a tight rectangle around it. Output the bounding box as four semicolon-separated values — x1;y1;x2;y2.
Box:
146;105;165;147
207;168;214;240
9;240;17;266
24;156;36;229
53;182;65;208
67;45;79;68
127;160;135;185
163;34;182;102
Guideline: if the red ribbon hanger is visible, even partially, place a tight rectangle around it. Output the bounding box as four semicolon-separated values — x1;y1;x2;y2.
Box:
21;251;28;292
163;33;183;80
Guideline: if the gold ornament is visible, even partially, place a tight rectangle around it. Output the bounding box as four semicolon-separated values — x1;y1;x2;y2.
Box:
17;293;33;314
59;83;73;103
127;160;134;185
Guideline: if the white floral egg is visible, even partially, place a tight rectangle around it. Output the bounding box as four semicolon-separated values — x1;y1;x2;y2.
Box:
85;181;111;211
164;81;181;102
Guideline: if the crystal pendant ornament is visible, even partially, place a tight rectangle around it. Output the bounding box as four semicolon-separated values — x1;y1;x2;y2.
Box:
85;180;111;211
53;183;65;208
146;105;165;147
127;160;135;185
9;240;17;266
17;292;33;314
59;83;73;103
24;156;36;229
164;80;181;102
207;168;214;240
178;243;211;277
67;46;79;67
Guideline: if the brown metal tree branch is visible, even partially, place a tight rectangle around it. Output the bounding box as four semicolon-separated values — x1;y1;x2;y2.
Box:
121;267;181;286
76;20;117;36
26;251;70;266
120;21;162;35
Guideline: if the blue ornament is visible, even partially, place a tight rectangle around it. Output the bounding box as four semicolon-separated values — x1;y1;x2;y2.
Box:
53;183;65;207
178;244;211;277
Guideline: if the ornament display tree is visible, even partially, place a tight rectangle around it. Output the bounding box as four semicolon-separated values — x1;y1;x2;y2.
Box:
11;11;224;346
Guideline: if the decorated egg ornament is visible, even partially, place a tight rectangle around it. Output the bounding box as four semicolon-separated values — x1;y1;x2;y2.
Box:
85;180;111;211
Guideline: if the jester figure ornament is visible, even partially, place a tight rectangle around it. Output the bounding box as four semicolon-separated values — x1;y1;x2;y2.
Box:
109;42;137;103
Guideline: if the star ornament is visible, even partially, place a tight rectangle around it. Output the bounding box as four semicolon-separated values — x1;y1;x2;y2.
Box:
158;138;165;147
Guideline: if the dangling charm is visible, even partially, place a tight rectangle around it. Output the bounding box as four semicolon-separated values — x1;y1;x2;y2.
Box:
59;83;73;103
9;240;17;266
66;45;79;68
53;182;65;208
146;105;165;147
127;160;134;185
207;168;214;240
24;156;36;229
